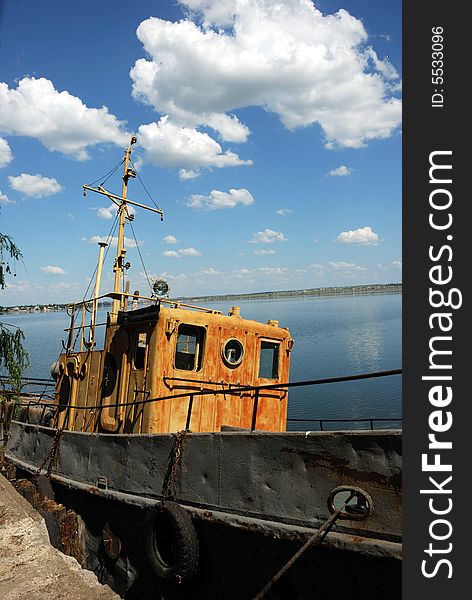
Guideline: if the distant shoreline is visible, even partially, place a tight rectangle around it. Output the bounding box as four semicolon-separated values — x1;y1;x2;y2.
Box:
178;283;402;303
0;283;401;314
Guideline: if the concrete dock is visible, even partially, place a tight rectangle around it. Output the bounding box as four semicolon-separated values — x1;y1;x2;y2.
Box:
0;473;119;599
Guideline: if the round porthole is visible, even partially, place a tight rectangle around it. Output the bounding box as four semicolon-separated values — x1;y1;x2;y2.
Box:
222;338;244;367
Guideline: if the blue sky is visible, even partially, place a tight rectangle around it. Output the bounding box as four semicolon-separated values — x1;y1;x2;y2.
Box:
0;0;401;306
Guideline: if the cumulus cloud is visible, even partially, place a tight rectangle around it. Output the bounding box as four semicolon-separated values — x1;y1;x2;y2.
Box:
250;229;287;244
392;260;402;269
0;137;13;167
335;226;379;246
163;247;202;257
179;247;202;256
329;261;367;271
137;117;251;174
187;188;254;210
275;208;292;216
198;267;222;275
0;77;128;160
328;165;352;177
41;265;68;276
94;203;135;220
0;190;14;205
130;0;401;149
307;263;325;275
8;173;63;197
97;205;117;220
81;235;142;248
163;234;179;244
179;169;200;180
254;249;276;255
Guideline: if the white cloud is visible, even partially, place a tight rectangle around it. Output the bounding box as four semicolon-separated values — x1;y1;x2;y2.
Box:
307;263;325;275
392;260;402;269
179;169;200;180
329;261;367;271
163;247;202;257
0;190;15;205
96;204;116;220
0;137;13;167
179;247;202;256
8;173;63;198
81;235;142;248
94;203;135;220
234;266;289;278
328;165;352;177
0;77;129;159
187;188;254;210
254;249;276;255
275;208;292;216
335;226;379;246
365;47;398;80
198;267;222;275
137;117;252;173
163;234;179;244
130;1;401;149
41;265;68;276
250;228;287;244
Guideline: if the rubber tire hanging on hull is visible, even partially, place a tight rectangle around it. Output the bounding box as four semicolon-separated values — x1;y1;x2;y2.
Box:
144;501;199;580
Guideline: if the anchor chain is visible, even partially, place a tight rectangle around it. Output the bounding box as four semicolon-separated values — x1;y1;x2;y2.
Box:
32;428;64;480
161;429;189;500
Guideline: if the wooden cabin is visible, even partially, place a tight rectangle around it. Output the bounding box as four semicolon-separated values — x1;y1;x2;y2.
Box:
54;300;293;434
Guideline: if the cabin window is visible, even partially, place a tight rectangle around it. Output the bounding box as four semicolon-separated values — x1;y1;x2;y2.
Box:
134;332;148;370
175;325;205;371
222;338;244;367
259;341;280;379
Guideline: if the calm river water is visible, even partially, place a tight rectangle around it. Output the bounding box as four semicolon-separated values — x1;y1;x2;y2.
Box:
3;292;402;431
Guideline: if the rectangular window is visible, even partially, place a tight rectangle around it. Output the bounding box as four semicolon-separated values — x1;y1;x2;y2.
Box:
134;332;148;370
259;341;280;379
175;325;205;371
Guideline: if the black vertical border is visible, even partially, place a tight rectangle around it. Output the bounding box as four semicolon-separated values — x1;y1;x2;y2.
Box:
403;3;467;598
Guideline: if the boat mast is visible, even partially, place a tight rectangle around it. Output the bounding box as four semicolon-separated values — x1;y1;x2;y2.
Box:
111;136;136;319
82;135;164;324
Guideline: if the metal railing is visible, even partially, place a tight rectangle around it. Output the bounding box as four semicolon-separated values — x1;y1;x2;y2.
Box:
1;368;402;434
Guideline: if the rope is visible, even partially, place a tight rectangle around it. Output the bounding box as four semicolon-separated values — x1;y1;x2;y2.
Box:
128;219;153;294
85;158;125;188
129;159;163;213
252;493;355;600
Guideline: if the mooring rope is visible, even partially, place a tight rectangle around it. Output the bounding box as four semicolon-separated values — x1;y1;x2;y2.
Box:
252;492;356;600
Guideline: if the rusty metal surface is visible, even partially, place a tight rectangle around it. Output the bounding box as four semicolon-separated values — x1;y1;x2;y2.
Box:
53;303;293;436
6;422;401;557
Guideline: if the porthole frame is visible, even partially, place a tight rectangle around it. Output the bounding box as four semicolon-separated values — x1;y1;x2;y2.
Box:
221;337;245;368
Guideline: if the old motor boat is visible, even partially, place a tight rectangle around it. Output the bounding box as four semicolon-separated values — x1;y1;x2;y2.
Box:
2;137;401;598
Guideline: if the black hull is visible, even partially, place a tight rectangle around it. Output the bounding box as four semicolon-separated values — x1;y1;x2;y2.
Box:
5;421;402;598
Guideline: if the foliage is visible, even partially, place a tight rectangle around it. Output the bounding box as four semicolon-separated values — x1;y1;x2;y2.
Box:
0;233;28;393
0;323;29;392
0;233;22;289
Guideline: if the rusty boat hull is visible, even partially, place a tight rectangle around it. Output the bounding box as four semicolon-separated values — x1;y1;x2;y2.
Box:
5;421;402;597
6;421;401;557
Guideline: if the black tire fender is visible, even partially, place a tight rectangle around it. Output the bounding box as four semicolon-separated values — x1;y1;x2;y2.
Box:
144;501;199;580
